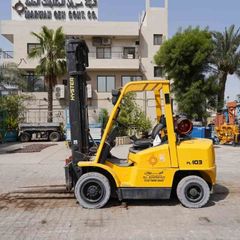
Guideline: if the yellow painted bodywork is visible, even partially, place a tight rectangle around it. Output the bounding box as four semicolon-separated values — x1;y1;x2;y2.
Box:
177;138;216;184
78;80;216;189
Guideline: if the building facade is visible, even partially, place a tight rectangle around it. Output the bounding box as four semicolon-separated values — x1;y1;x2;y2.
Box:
0;0;168;124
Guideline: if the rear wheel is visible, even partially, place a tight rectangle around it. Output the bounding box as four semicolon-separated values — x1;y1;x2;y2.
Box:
19;132;31;142
74;172;111;209
49;131;61;142
177;175;210;208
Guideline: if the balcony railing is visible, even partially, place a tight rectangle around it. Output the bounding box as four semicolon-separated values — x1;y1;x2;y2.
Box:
0;50;14;59
0;50;139;60
88;51;139;59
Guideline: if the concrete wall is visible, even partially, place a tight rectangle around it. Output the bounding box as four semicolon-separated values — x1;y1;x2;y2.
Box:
0;20;139;70
140;1;168;79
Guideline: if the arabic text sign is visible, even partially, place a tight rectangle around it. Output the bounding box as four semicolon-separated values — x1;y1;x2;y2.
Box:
12;0;98;21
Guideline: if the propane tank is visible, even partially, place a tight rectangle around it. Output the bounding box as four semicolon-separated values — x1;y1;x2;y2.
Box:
175;116;193;135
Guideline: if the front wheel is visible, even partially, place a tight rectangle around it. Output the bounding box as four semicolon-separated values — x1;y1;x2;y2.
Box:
74;172;111;209
177;175;210;208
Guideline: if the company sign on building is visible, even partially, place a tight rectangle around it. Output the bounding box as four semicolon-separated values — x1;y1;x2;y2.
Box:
12;0;98;21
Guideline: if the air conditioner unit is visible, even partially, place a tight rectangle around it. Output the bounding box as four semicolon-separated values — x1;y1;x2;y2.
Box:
87;84;92;98
127;54;134;59
92;37;102;46
55;84;65;99
102;38;112;45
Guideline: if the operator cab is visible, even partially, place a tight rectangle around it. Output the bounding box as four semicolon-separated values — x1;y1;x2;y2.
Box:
98;89;170;164
98;87;194;165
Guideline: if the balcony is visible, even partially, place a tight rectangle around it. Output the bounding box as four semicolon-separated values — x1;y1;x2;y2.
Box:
88;51;140;70
0;50;14;62
0;49;140;70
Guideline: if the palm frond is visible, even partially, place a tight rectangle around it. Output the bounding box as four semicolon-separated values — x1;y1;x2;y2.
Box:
29;26;66;87
211;25;240;73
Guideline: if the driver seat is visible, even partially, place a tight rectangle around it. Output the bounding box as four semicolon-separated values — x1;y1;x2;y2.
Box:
132;115;166;150
132;123;165;150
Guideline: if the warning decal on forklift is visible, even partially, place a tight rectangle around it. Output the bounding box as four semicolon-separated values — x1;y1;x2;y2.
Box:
143;171;165;182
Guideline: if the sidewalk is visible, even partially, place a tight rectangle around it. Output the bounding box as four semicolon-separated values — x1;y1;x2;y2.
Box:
0;142;71;194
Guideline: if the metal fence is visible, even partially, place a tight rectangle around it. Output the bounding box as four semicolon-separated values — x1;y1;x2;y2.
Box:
88;51;139;59
0;50;14;59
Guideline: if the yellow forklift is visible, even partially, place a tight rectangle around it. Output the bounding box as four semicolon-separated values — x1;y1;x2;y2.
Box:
65;39;216;209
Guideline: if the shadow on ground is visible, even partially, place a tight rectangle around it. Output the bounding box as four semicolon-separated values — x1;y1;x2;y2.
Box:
107;183;230;209
0;142;21;154
204;183;229;207
0;183;230;210
0;142;58;154
106;198;179;209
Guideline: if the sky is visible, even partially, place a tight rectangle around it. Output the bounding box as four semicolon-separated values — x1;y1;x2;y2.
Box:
0;0;240;100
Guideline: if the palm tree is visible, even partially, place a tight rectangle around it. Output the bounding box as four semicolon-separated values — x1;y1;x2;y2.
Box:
28;26;66;122
212;25;240;110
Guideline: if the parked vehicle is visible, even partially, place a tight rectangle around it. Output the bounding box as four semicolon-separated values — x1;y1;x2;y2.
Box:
19;123;63;142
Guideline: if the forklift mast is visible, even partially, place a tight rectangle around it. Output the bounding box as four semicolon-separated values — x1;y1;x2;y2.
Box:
66;39;90;162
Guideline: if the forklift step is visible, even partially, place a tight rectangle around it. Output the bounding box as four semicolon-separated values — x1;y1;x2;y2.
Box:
107;157;133;167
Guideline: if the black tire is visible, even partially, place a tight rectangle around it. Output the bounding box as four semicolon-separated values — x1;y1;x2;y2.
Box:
176;175;210;208
19;132;31;142
74;172;111;209
49;131;61;142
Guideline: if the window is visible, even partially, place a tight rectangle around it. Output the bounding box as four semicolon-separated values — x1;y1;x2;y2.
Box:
97;76;115;92
154;66;164;78
96;47;111;59
123;47;136;59
62;79;68;86
24;72;46;92
27;43;41;54
121;76;142;86
153;34;163;45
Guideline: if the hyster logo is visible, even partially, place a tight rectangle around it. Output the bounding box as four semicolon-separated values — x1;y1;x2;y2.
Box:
12;1;27;16
69;78;75;101
149;156;158;167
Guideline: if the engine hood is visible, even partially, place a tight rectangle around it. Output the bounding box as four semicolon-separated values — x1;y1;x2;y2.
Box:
177;138;215;169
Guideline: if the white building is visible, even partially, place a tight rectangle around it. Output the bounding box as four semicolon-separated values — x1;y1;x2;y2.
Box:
0;0;168;124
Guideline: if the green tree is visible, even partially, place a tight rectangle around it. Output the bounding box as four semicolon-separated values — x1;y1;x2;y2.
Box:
98;108;109;125
118;93;152;136
154;27;217;121
0;63;26;89
0;95;28;130
98;108;109;136
28;26;66;122
211;25;240;110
